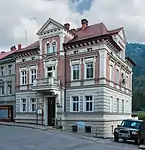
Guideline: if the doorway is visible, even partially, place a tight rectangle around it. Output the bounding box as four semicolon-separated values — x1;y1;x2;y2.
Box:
47;97;55;126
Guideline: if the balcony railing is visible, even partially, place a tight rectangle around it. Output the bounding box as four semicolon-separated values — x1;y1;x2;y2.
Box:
33;77;60;87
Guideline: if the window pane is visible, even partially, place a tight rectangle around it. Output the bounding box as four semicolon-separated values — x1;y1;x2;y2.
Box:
86;63;93;78
73;65;79;80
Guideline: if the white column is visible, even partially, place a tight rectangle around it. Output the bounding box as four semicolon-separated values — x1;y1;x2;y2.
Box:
44;98;48;125
99;49;107;78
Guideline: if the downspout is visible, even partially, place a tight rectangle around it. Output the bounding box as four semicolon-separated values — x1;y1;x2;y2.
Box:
63;44;66;113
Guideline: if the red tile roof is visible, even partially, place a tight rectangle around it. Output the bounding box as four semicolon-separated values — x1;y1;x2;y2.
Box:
0;49;17;60
68;23;123;43
17;41;39;53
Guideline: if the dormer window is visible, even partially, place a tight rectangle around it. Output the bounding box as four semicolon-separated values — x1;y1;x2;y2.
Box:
46;43;50;54
52;41;57;53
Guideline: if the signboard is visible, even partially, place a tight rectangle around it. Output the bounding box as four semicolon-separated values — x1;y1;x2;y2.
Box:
77;122;85;128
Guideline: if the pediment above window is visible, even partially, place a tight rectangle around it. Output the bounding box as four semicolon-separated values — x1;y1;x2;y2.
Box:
37;18;64;36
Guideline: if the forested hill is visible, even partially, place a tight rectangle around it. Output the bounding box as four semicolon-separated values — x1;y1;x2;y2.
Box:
126;43;145;111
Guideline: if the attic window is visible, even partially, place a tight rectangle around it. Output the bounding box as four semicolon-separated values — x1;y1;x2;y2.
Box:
74;50;78;54
22;59;25;62
87;48;92;52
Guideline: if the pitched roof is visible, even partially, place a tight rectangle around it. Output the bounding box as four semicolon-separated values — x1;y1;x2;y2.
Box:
68;23;123;43
0;49;17;60
16;41;39;53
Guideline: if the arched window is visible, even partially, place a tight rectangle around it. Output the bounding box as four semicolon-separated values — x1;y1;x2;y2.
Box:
46;43;50;53
52;41;57;53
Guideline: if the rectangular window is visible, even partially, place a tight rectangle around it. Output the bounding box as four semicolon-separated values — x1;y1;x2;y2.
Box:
71;96;80;112
110;96;113;112
85;96;93;112
116;69;119;84
116;98;119;113
74;50;78;54
0;67;4;76
21;99;26;112
8;85;12;95
86;62;93;79
21;70;26;85
72;64;79;80
8;65;12;75
30;98;37;112
110;65;114;81
122;99;124;113
47;66;55;78
22;59;25;62
30;69;37;84
0;86;4;96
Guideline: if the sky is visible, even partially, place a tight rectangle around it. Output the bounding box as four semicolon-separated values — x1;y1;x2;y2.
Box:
0;0;145;50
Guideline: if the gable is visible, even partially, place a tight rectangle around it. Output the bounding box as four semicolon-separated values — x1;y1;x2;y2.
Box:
118;29;127;44
37;18;64;36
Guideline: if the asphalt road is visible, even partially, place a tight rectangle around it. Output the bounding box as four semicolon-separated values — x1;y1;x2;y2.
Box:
0;126;139;150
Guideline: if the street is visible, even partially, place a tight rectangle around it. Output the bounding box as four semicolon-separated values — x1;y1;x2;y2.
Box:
0;126;139;150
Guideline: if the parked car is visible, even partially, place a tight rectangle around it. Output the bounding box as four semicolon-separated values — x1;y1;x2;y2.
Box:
114;119;145;145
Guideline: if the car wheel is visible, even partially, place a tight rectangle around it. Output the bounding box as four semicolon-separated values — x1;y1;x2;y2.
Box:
114;136;119;142
135;137;141;145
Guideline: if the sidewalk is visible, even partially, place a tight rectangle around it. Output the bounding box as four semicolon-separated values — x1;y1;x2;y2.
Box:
0;122;53;131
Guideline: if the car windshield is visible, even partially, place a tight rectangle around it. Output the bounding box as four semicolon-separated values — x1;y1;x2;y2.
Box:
120;120;142;129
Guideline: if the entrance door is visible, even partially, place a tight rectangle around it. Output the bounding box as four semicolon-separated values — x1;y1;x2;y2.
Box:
47;97;55;126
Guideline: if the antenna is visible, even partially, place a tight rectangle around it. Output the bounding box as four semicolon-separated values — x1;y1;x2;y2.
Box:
25;29;28;45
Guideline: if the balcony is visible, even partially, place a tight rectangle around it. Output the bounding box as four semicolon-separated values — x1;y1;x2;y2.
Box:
32;77;60;91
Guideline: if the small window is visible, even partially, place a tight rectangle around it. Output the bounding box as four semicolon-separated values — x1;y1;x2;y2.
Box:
0;67;4;76
22;59;25;62
74;50;78;54
87;48;92;52
0;86;4;96
8;65;12;75
31;57;35;60
8;85;12;95
52;41;57;52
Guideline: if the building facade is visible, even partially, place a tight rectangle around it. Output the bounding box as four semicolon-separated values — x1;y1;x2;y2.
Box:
0;46;18;121
13;18;135;137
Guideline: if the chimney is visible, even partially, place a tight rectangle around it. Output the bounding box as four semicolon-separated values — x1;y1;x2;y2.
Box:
1;51;6;54
10;46;16;52
64;23;70;31
18;44;22;50
81;19;88;30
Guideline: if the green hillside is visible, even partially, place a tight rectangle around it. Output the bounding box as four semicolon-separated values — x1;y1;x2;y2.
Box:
126;43;145;111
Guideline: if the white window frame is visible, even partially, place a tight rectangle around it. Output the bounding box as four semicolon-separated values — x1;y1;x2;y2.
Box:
30;69;37;84
116;98;119;113
46;42;51;54
8;65;12;75
30;98;37;112
47;66;55;78
70;96;80;112
0;86;4;96
116;69;120;84
0;66;4;76
85;62;94;79
122;99;125;113
72;64;80;80
20;70;26;85
21;98;27;112
52;41;57;53
83;95;94;112
8;85;12;95
110;96;113;113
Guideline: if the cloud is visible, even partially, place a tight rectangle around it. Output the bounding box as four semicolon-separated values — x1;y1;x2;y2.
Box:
1;0;145;50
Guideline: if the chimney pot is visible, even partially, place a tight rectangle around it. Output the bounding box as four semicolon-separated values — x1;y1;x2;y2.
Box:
64;23;70;31
1;51;6;54
81;19;88;30
10;46;16;52
18;44;22;50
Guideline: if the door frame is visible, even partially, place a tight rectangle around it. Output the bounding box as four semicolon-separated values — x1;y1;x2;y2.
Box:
44;95;56;126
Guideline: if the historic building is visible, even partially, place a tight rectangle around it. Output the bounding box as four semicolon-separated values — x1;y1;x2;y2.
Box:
0;46;18;121
12;18;135;137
